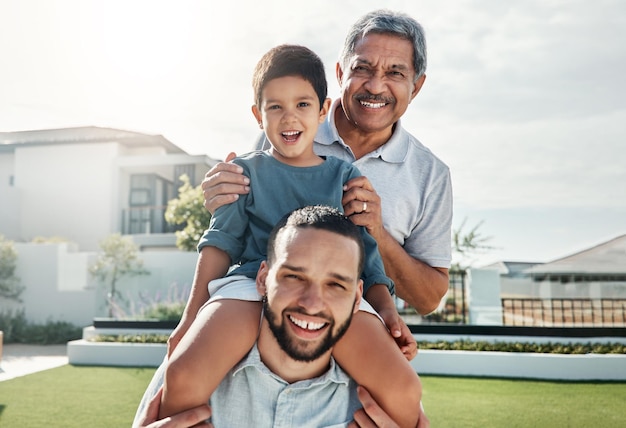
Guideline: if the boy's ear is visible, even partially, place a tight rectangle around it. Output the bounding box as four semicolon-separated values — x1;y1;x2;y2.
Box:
256;260;269;296
252;105;263;127
319;98;332;124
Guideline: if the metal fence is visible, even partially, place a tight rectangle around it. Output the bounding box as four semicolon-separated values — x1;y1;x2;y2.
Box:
501;298;626;327
407;271;626;327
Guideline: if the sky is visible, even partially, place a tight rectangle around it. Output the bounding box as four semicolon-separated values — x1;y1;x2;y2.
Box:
1;0;625;266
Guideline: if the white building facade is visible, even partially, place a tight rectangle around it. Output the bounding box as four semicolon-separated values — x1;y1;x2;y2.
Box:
0;127;217;325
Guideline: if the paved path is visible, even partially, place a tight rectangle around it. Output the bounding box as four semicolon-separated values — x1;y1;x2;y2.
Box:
0;344;68;382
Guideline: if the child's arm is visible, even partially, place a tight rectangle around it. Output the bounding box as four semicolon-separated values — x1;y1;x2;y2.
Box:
364;284;417;360
167;246;230;355
160;247;261;419
333;309;422;428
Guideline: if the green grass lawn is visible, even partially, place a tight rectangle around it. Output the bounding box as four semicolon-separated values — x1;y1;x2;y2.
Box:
1;365;625;427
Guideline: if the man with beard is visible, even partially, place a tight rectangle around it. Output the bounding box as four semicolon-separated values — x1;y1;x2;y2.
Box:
134;205;424;427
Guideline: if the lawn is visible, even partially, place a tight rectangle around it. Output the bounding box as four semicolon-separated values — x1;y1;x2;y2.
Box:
1;365;625;427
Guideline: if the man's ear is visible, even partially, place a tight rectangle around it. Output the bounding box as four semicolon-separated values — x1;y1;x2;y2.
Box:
335;62;344;87
256;260;269;296
410;74;427;102
353;279;364;315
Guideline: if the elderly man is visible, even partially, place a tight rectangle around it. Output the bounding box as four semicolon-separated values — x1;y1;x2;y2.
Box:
203;9;453;316
134;206;426;427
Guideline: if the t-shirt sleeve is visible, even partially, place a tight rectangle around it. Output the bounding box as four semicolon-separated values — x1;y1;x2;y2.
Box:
404;167;453;269
196;160;250;264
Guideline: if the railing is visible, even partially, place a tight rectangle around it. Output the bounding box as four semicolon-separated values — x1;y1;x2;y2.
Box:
501;298;626;327
402;270;468;324
120;206;180;235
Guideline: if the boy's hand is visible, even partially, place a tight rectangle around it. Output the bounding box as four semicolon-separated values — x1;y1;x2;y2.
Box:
377;307;417;360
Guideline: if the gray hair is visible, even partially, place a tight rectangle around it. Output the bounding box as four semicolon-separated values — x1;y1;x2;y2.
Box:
339;9;427;81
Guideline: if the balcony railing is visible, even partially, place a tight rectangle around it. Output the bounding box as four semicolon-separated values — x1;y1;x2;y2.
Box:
121;206;179;235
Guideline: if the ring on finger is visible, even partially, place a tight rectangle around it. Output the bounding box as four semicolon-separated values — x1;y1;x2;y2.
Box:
362;202;367;212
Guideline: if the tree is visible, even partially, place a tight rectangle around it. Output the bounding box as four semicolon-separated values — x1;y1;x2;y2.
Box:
89;234;149;317
0;235;24;301
165;174;212;251
452;218;494;271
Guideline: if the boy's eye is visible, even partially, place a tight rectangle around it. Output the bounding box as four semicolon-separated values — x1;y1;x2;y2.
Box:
297;102;310;108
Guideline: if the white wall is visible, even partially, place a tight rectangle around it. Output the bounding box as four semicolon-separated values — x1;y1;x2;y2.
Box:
0;152;20;241
1;243;198;327
14;143;119;250
467;268;503;325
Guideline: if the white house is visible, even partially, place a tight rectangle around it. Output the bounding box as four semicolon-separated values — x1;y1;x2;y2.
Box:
0;127;218;325
0;126;216;250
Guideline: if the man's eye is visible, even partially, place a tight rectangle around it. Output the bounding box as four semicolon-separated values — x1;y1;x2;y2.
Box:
388;71;406;79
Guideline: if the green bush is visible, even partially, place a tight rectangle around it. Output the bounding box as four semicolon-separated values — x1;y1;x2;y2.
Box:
140;302;185;321
417;340;626;354
87;333;626;354
0;309;82;344
91;334;170;343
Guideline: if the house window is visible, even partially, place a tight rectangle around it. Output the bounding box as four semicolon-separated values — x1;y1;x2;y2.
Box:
124;174;174;234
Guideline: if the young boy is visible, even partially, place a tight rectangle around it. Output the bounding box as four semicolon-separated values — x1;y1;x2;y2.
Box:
159;45;421;427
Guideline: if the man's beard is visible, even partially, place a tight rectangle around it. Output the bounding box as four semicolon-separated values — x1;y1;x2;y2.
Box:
263;298;355;362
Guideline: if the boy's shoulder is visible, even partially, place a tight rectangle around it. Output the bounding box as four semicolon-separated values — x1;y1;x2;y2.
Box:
232;150;271;166
324;155;361;175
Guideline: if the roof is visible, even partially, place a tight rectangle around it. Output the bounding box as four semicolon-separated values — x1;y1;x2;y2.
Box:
481;261;541;277
0;126;185;154
527;234;626;275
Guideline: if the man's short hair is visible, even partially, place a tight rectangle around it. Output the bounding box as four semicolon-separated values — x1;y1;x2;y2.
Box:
252;44;328;110
267;205;365;276
339;9;427;81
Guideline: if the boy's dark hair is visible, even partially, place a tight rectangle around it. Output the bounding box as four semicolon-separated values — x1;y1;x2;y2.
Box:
252;44;327;110
267;205;365;276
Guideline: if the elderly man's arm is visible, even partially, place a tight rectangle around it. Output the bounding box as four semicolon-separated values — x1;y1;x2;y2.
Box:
374;228;449;315
342;176;449;315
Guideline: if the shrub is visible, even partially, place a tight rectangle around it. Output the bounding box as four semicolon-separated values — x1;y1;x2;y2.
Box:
0;309;82;344
417;340;626;354
140;302;185;321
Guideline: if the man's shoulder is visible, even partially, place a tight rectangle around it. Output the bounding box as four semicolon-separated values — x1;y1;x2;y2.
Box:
399;126;450;172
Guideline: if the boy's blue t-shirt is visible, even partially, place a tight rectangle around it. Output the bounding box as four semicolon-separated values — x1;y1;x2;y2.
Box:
197;150;393;295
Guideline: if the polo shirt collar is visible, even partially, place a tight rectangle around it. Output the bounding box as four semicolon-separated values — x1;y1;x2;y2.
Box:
235;343;351;387
321;99;410;164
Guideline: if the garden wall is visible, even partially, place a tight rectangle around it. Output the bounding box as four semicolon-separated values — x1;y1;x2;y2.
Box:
3;243;197;326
